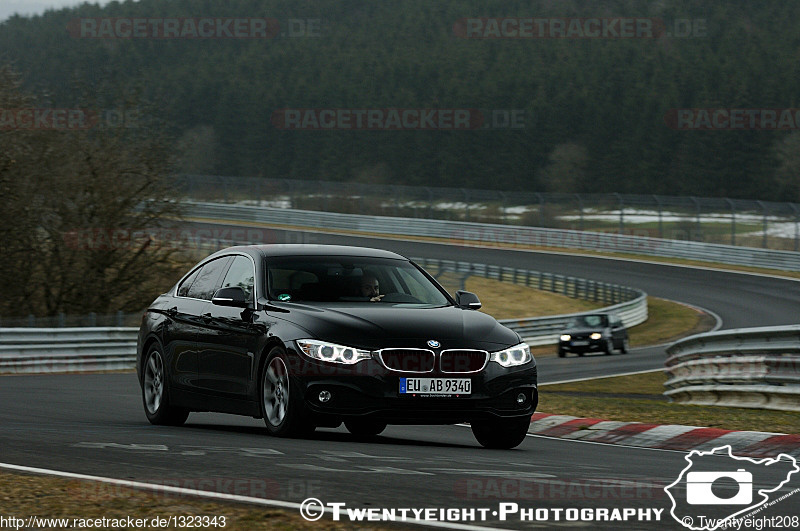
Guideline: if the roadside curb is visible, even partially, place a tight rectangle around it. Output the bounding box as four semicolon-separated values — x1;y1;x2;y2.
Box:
529;413;800;458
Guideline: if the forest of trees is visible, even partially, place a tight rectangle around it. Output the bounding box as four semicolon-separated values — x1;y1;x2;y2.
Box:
1;0;800;200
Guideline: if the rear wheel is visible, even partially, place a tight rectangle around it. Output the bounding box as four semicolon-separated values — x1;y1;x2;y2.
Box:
345;419;387;438
471;417;530;449
260;347;314;437
142;345;189;426
619;337;629;354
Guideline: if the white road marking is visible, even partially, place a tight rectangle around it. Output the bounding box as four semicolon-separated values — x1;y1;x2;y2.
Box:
277;463;434;475
419;468;555;479
73;442;169;451
320;450;411;461
0;461;509;531
178;445;284;456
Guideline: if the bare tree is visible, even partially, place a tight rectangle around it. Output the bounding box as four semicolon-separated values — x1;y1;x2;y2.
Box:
0;64;190;317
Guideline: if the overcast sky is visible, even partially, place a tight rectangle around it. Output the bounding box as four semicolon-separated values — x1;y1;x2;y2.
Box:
0;0;113;22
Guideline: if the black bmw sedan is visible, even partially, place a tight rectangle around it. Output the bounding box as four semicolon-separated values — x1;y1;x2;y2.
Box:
136;245;538;449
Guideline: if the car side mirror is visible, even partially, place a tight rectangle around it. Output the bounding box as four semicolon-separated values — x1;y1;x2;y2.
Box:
455;290;482;310
212;287;250;308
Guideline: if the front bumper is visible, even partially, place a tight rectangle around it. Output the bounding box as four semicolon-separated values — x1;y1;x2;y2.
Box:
287;351;538;424
558;337;607;353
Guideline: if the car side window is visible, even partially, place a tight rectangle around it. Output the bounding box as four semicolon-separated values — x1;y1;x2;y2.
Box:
176;267;200;297
220;255;255;302
268;267;318;298
394;268;434;303
186;257;231;300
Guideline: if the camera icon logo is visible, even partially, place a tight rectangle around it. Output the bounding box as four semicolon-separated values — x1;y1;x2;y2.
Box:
686;469;752;505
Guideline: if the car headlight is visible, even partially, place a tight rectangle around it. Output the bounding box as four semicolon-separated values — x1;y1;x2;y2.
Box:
560;334;571;341
296;339;372;365
590;332;603;340
490;343;533;367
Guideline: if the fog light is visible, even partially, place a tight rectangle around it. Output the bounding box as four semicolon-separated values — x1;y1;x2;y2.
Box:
516;392;526;405
318;390;332;403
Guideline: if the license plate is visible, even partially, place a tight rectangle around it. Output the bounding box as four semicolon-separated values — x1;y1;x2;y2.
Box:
572;340;589;346
399;378;471;396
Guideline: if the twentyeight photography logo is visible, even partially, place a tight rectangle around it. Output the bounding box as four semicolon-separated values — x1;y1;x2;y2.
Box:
665;446;799;530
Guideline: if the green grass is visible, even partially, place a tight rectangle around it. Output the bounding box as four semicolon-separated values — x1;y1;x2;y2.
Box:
436;272;602;320
627;298;711;347
541;372;800;434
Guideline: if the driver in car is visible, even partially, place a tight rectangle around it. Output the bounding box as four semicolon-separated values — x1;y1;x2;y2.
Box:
360;273;384;302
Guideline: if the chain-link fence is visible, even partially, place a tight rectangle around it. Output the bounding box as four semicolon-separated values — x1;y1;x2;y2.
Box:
174;174;800;251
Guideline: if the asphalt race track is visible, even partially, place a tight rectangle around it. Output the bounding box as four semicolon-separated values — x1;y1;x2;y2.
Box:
2;224;800;530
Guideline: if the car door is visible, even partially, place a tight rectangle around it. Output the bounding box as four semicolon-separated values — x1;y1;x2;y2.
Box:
196;254;261;398
161;266;206;392
609;314;625;344
169;256;232;392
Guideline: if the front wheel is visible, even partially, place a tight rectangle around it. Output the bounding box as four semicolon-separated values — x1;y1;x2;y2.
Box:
471;417;530;449
260;347;314;437
619;337;629;354
602;338;613;355
142;345;189;426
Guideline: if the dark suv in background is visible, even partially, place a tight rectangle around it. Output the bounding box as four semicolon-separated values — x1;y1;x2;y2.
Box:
557;313;628;357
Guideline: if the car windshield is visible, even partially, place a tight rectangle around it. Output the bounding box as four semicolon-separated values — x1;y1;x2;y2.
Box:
570;314;609;328
266;256;450;307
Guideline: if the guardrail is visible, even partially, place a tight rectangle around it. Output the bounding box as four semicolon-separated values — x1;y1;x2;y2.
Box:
664;326;800;412
0;258;647;372
413;257;648;346
176;174;800;251
186;201;800;271
0;328;137;374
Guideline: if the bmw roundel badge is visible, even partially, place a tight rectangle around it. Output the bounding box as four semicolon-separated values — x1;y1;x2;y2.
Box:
427;339;441;348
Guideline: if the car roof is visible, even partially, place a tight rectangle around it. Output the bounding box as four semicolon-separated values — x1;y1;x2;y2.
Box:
208;244;408;261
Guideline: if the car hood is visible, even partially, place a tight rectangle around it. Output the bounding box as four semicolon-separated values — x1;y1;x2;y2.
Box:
271;303;520;351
